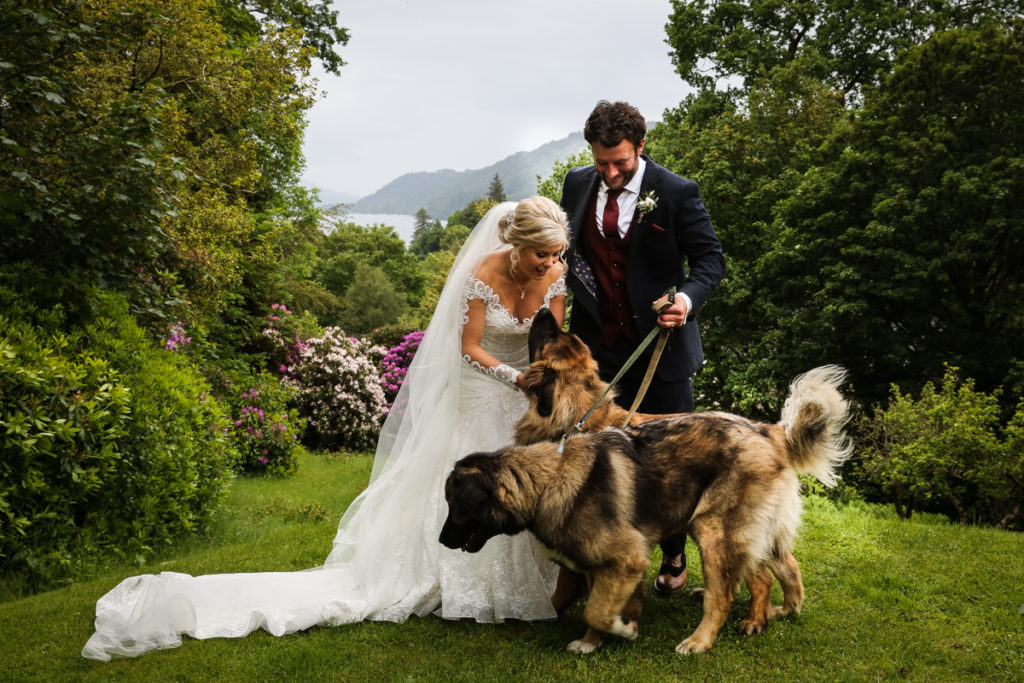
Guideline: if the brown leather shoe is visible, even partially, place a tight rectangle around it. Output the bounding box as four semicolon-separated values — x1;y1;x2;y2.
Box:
654;563;687;595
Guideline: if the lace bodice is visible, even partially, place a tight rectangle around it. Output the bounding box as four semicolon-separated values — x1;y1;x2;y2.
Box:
461;274;567;331
459;273;567;381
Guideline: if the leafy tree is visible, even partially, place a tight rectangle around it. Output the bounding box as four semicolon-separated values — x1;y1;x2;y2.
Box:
412;208;433;239
487;172;508;202
407;196;499;260
336;264;410;334
759;22;1024;409
537;149;594;202
0;2;182;317
409;219;469;259
643;72;846;416
0;0;348;591
215;0;350;75
0;0;340;333
405;249;458;329
314;220;425;321
408;223;445;258
636;15;1024;421
444;197;499;234
440;223;470;252
665;0;1018;97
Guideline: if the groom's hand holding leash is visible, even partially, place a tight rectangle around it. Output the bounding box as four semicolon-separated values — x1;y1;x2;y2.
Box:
654;293;689;328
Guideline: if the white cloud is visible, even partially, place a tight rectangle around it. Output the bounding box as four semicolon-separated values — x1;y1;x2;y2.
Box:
301;1;691;197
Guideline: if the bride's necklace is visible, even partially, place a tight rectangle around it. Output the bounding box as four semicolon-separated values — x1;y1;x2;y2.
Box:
508;266;528;299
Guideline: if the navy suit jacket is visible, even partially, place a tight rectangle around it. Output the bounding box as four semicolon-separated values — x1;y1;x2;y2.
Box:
561;155;725;381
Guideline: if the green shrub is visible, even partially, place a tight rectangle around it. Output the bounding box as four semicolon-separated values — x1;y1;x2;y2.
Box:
0;294;239;591
857;366;1024;529
222;371;305;476
0;318;131;584
81;295;238;555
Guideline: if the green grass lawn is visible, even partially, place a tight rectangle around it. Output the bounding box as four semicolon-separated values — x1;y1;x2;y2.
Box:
3;451;1023;682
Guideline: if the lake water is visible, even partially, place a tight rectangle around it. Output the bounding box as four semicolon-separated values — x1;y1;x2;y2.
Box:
327;213;449;245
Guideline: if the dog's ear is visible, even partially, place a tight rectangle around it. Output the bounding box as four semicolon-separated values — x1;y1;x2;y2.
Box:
521;366;556;417
448;466;493;516
528;308;562;362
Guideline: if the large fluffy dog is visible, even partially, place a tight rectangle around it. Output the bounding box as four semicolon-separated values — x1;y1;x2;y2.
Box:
512;308;677;445
440;311;852;654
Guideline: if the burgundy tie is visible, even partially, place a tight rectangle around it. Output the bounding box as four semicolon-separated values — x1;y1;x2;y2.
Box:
602;189;622;238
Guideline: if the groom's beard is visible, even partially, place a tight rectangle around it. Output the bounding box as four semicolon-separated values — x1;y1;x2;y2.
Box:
598;157;640;190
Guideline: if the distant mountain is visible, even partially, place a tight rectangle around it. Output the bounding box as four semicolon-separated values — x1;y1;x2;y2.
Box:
351;132;588;218
312;187;361;207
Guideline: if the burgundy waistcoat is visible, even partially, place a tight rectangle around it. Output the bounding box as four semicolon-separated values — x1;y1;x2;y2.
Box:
580;196;640;347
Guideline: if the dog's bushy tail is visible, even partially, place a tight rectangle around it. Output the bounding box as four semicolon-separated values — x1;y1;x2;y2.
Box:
779;365;853;487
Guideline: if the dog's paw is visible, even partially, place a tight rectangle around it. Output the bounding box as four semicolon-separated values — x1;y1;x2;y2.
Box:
689;587;705;601
773;601;802;618
675;634;713;655
608;616;639;641
567;639;599;654
738;617;767;635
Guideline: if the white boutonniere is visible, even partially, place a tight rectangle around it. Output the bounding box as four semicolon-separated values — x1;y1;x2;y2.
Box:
637;190;658;222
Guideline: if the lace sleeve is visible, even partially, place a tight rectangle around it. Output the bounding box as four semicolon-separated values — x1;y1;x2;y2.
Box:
460;274;493;325
459;274;519;389
462;357;519;388
545;273;567;305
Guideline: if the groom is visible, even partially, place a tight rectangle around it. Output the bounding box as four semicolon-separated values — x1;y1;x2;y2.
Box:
561;100;725;594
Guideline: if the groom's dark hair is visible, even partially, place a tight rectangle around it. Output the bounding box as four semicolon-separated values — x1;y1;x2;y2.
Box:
583;100;646;149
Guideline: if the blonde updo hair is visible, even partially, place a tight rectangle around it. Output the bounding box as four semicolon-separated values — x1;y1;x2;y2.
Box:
497;196;570;269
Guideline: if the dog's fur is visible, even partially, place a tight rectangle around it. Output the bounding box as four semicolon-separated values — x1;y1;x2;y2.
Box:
440;310;852;654
512;309;676;445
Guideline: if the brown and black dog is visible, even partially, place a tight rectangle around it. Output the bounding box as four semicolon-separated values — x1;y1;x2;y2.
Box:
512;308;676;445
440;310;852;654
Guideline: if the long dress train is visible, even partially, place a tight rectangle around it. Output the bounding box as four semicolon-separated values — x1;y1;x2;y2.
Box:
82;202;561;661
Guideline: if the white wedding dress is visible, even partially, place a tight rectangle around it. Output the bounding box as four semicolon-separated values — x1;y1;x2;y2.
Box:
82;202;562;661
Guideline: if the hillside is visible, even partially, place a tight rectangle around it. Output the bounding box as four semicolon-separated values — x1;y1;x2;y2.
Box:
351;132;588;218
314;188;361;207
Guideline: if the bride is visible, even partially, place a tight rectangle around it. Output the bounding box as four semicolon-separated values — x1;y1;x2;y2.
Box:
83;197;570;660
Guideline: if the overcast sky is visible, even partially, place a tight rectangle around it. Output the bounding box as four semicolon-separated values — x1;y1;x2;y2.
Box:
300;1;693;199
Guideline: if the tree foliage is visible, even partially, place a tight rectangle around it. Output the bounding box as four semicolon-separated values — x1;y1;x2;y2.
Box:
444;197;499;233
0;2;182;315
406;248;458;329
665;0;1020;96
314;220;425;324
644;11;1024;421
537;149;593;203
487;172;508;202
645;70;848;416
412;208;433;237
759;21;1024;407
0;0;331;328
215;0;349;75
336;264;411;334
0;0;347;588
